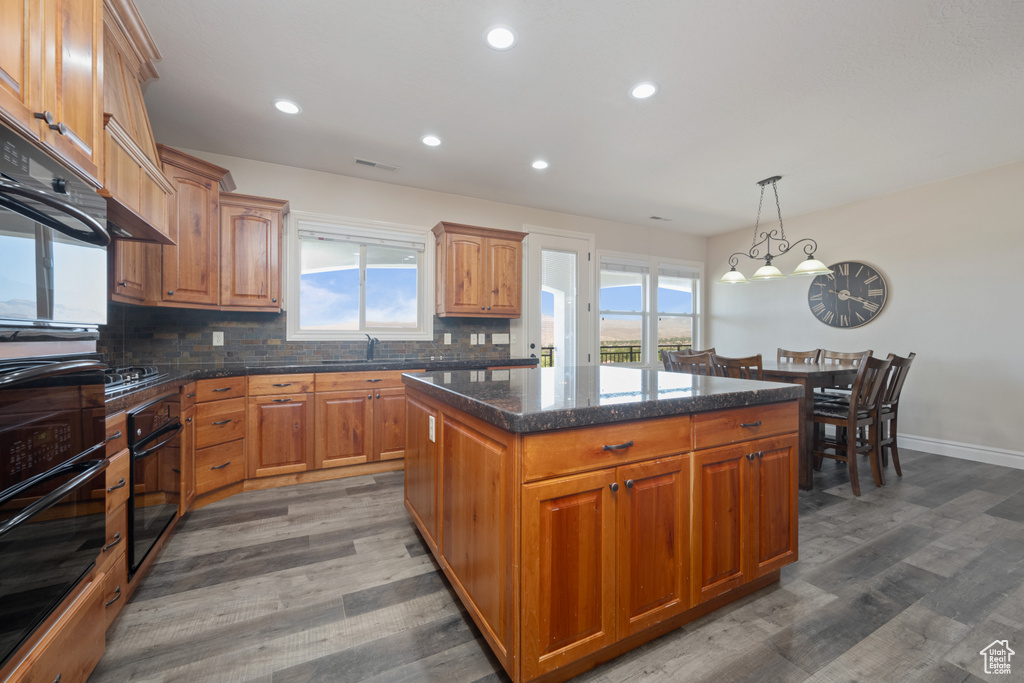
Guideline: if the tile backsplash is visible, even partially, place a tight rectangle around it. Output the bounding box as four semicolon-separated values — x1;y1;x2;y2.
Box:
99;303;512;369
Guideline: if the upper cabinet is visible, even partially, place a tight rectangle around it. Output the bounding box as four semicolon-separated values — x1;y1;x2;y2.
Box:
99;0;175;244
220;193;288;311
432;221;526;318
0;0;103;187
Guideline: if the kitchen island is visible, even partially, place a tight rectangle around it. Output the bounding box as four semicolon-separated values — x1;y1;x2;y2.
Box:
402;366;804;683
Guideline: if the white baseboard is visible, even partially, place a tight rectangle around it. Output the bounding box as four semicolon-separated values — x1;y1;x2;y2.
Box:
900;434;1024;470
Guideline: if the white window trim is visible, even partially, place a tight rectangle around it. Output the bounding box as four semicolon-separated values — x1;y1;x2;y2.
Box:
285;211;435;341
596;250;704;369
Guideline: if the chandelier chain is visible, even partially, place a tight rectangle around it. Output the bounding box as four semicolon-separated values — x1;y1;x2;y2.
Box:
752;183;766;250
772;179;786;243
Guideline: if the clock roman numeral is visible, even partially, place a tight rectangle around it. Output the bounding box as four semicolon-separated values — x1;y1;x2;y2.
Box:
823;310;835;324
868;288;884;297
812;302;826;314
855;311;865;322
864;275;878;284
855;265;863;277
810;293;822;301
840;314;849;326
861;300;880;313
837;263;849;276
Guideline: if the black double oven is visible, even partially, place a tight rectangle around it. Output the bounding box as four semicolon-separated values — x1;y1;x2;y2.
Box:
0;119;176;669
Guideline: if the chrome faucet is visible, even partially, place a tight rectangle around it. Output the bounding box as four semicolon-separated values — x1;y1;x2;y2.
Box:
365;334;379;360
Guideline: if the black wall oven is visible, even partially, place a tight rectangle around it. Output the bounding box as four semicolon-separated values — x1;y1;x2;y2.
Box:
0;356;107;670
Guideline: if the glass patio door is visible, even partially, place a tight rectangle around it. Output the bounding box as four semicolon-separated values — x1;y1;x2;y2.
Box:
524;233;593;370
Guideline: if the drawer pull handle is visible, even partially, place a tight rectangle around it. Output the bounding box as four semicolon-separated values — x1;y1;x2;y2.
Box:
52;675;61;683
171;468;181;473
602;440;634;451
625;479;634;489
212;387;232;392
103;532;122;552
107;478;126;493
272;382;292;387
366;379;383;383
105;430;123;442
609;482;619;492
740;421;762;428
212;419;232;425
105;586;122;608
211;462;231;470
273;398;292;403
187;392;196;398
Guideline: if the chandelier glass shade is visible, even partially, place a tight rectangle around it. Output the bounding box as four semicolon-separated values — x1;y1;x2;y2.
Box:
719;176;832;284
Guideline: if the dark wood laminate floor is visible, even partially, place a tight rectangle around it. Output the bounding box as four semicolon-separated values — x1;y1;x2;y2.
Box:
90;449;1024;683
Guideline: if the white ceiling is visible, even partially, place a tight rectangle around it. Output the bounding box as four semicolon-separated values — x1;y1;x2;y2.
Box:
134;0;1024;237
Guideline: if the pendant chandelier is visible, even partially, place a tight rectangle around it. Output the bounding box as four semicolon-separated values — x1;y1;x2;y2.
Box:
719;175;832;284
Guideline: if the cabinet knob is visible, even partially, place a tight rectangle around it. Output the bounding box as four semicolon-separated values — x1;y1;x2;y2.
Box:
756;450;764;459
625;479;634;489
609;482;619;492
168;290;175;296
34;110;54;124
272;297;278;303
376;393;380;399
49;121;67;135
487;306;491;310
118;280;128;287
746;452;756;461
186;417;192;423
481;306;486;310
367;394;372;399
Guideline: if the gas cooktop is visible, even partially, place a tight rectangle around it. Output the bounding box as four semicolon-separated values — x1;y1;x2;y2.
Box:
104;366;169;398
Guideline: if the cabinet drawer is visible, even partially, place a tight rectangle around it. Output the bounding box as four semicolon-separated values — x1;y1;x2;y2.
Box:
195;440;245;495
104;412;127;456
248;374;314;396
315;369;421;392
105;448;130;514
102;554;129;630
194;376;247;402
692;402;798;450
522;415;691;481
195;398;246;448
181;383;197;410
97;502;128;576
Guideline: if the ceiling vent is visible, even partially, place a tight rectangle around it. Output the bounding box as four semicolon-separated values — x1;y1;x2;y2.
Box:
649;215;672;221
354;157;399;172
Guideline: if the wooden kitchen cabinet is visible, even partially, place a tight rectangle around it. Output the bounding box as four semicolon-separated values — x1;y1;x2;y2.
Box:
432;222;526;318
191;377;246;497
0;0;103;186
180;402;196;513
220;193;288;311
109;237;148;302
691;434;798;604
404;394;439;550
247;393;314;478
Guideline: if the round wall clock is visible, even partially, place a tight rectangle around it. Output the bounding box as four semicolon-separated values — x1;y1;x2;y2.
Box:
807;261;887;328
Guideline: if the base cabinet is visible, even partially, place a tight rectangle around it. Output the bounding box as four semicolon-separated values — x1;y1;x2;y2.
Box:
247;393;314;478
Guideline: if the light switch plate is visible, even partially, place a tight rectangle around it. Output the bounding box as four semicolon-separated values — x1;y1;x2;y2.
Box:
492;333;510;345
444;333;452;344
470;333;478;345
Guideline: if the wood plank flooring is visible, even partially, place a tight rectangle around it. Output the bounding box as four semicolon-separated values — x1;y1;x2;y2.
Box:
90;449;1024;682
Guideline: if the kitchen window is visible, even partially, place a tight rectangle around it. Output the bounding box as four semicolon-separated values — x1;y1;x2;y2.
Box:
598;253;701;367
286;214;433;340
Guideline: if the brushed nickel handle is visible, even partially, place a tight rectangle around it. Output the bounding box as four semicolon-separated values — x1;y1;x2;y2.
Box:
102;532;122;552
740;421;762;428
210;462;231;470
105;586;122;608
272;383;292;387
602;441;634;451
365;379;383;383
273;398;292;403
211;419;232;425
212;387;232;392
107;478;126;492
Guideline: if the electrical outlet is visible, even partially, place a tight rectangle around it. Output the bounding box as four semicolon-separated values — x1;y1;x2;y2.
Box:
492;333;510;345
470;333;478;345
444;333;452;344
428;416;436;442
212;331;224;346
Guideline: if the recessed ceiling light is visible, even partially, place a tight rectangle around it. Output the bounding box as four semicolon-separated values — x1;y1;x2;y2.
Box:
274;99;301;114
421;135;442;147
485;25;517;50
532;160;549;170
629;82;658;99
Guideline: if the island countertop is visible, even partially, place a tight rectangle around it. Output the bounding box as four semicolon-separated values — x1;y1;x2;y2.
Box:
402;365;804;433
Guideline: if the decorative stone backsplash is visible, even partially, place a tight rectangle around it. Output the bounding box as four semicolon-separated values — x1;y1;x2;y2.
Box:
99;303;512;369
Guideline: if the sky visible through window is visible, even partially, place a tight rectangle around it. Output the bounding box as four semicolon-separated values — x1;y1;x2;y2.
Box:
300;267;418;329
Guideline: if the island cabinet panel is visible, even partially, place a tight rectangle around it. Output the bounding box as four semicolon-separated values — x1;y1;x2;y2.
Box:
247;394;314;478
615;455;691;637
440;415;517;671
751;436;799;577
522;469;617;680
374;386;409;461
180;403;196;513
314;390;372;467
404;395;439;549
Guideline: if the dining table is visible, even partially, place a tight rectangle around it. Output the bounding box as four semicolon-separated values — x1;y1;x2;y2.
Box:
761;360;861;490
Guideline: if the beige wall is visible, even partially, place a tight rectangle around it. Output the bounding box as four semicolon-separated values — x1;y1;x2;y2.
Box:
707;160;1024;462
182;150;707;260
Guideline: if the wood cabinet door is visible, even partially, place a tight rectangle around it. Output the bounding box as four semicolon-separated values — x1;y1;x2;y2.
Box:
372;386;408;461
615;455;690;637
40;0;102;185
314;390;372;468
404;394;438;549
220;202;281;309
484;237;522;316
692;444;751;604
180;405;195;513
441;232;485;314
109;238;147;302
750;434;799;578
161;171;219;305
247;394;313;478
522;469;617;680
0;0;41;137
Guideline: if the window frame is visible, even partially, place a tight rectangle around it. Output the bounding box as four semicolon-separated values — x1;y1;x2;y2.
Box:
596;251;703;369
285;211;435;341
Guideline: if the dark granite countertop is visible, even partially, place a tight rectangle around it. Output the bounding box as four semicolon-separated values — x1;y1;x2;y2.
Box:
105;357;537;414
402;365;804;433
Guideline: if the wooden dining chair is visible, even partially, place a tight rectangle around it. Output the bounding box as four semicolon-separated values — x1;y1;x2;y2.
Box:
709;353;763;380
663;351;715;375
820;349;872;365
877;352;916;477
777;348;820;364
661;347;716;371
811;354;893;496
